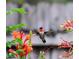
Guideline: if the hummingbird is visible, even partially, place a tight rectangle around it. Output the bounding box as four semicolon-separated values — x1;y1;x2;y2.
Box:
37;27;46;43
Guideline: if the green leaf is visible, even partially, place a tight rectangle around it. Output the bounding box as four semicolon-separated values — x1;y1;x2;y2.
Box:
16;49;24;54
6;40;17;48
38;51;45;59
22;56;26;59
19;56;26;59
6;8;27;15
28;53;31;59
6;23;27;34
8;53;15;58
6;42;12;48
15;38;23;45
65;29;73;32
11;40;17;45
6;11;13;15
29;30;32;36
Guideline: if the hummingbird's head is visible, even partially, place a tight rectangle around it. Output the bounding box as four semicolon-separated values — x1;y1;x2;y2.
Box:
39;27;44;32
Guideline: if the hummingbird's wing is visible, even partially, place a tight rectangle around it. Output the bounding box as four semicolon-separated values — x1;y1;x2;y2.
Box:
45;30;56;37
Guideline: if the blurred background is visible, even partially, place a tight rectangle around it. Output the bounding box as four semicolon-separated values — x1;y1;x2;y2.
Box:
6;0;73;59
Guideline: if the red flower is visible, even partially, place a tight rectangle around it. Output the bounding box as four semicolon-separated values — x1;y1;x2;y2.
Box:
60;20;73;31
58;39;71;48
26;34;31;40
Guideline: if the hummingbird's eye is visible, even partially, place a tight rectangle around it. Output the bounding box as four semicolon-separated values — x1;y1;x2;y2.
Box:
39;27;44;32
40;27;43;30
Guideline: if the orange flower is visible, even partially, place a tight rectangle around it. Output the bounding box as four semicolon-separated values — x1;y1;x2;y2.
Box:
16;44;19;49
23;44;29;51
23;44;32;55
19;52;25;57
27;46;33;53
24;34;31;44
12;31;18;39
26;34;31;40
12;31;24;39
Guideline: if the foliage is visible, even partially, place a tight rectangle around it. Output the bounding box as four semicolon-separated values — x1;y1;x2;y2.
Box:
6;0;24;4
6;23;27;35
6;8;27;15
38;51;45;59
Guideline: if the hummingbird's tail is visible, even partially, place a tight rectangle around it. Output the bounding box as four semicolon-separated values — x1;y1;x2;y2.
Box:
39;34;46;43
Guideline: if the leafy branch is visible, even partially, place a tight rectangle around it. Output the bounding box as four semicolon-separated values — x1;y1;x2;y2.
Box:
6;8;27;15
6;23;27;35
